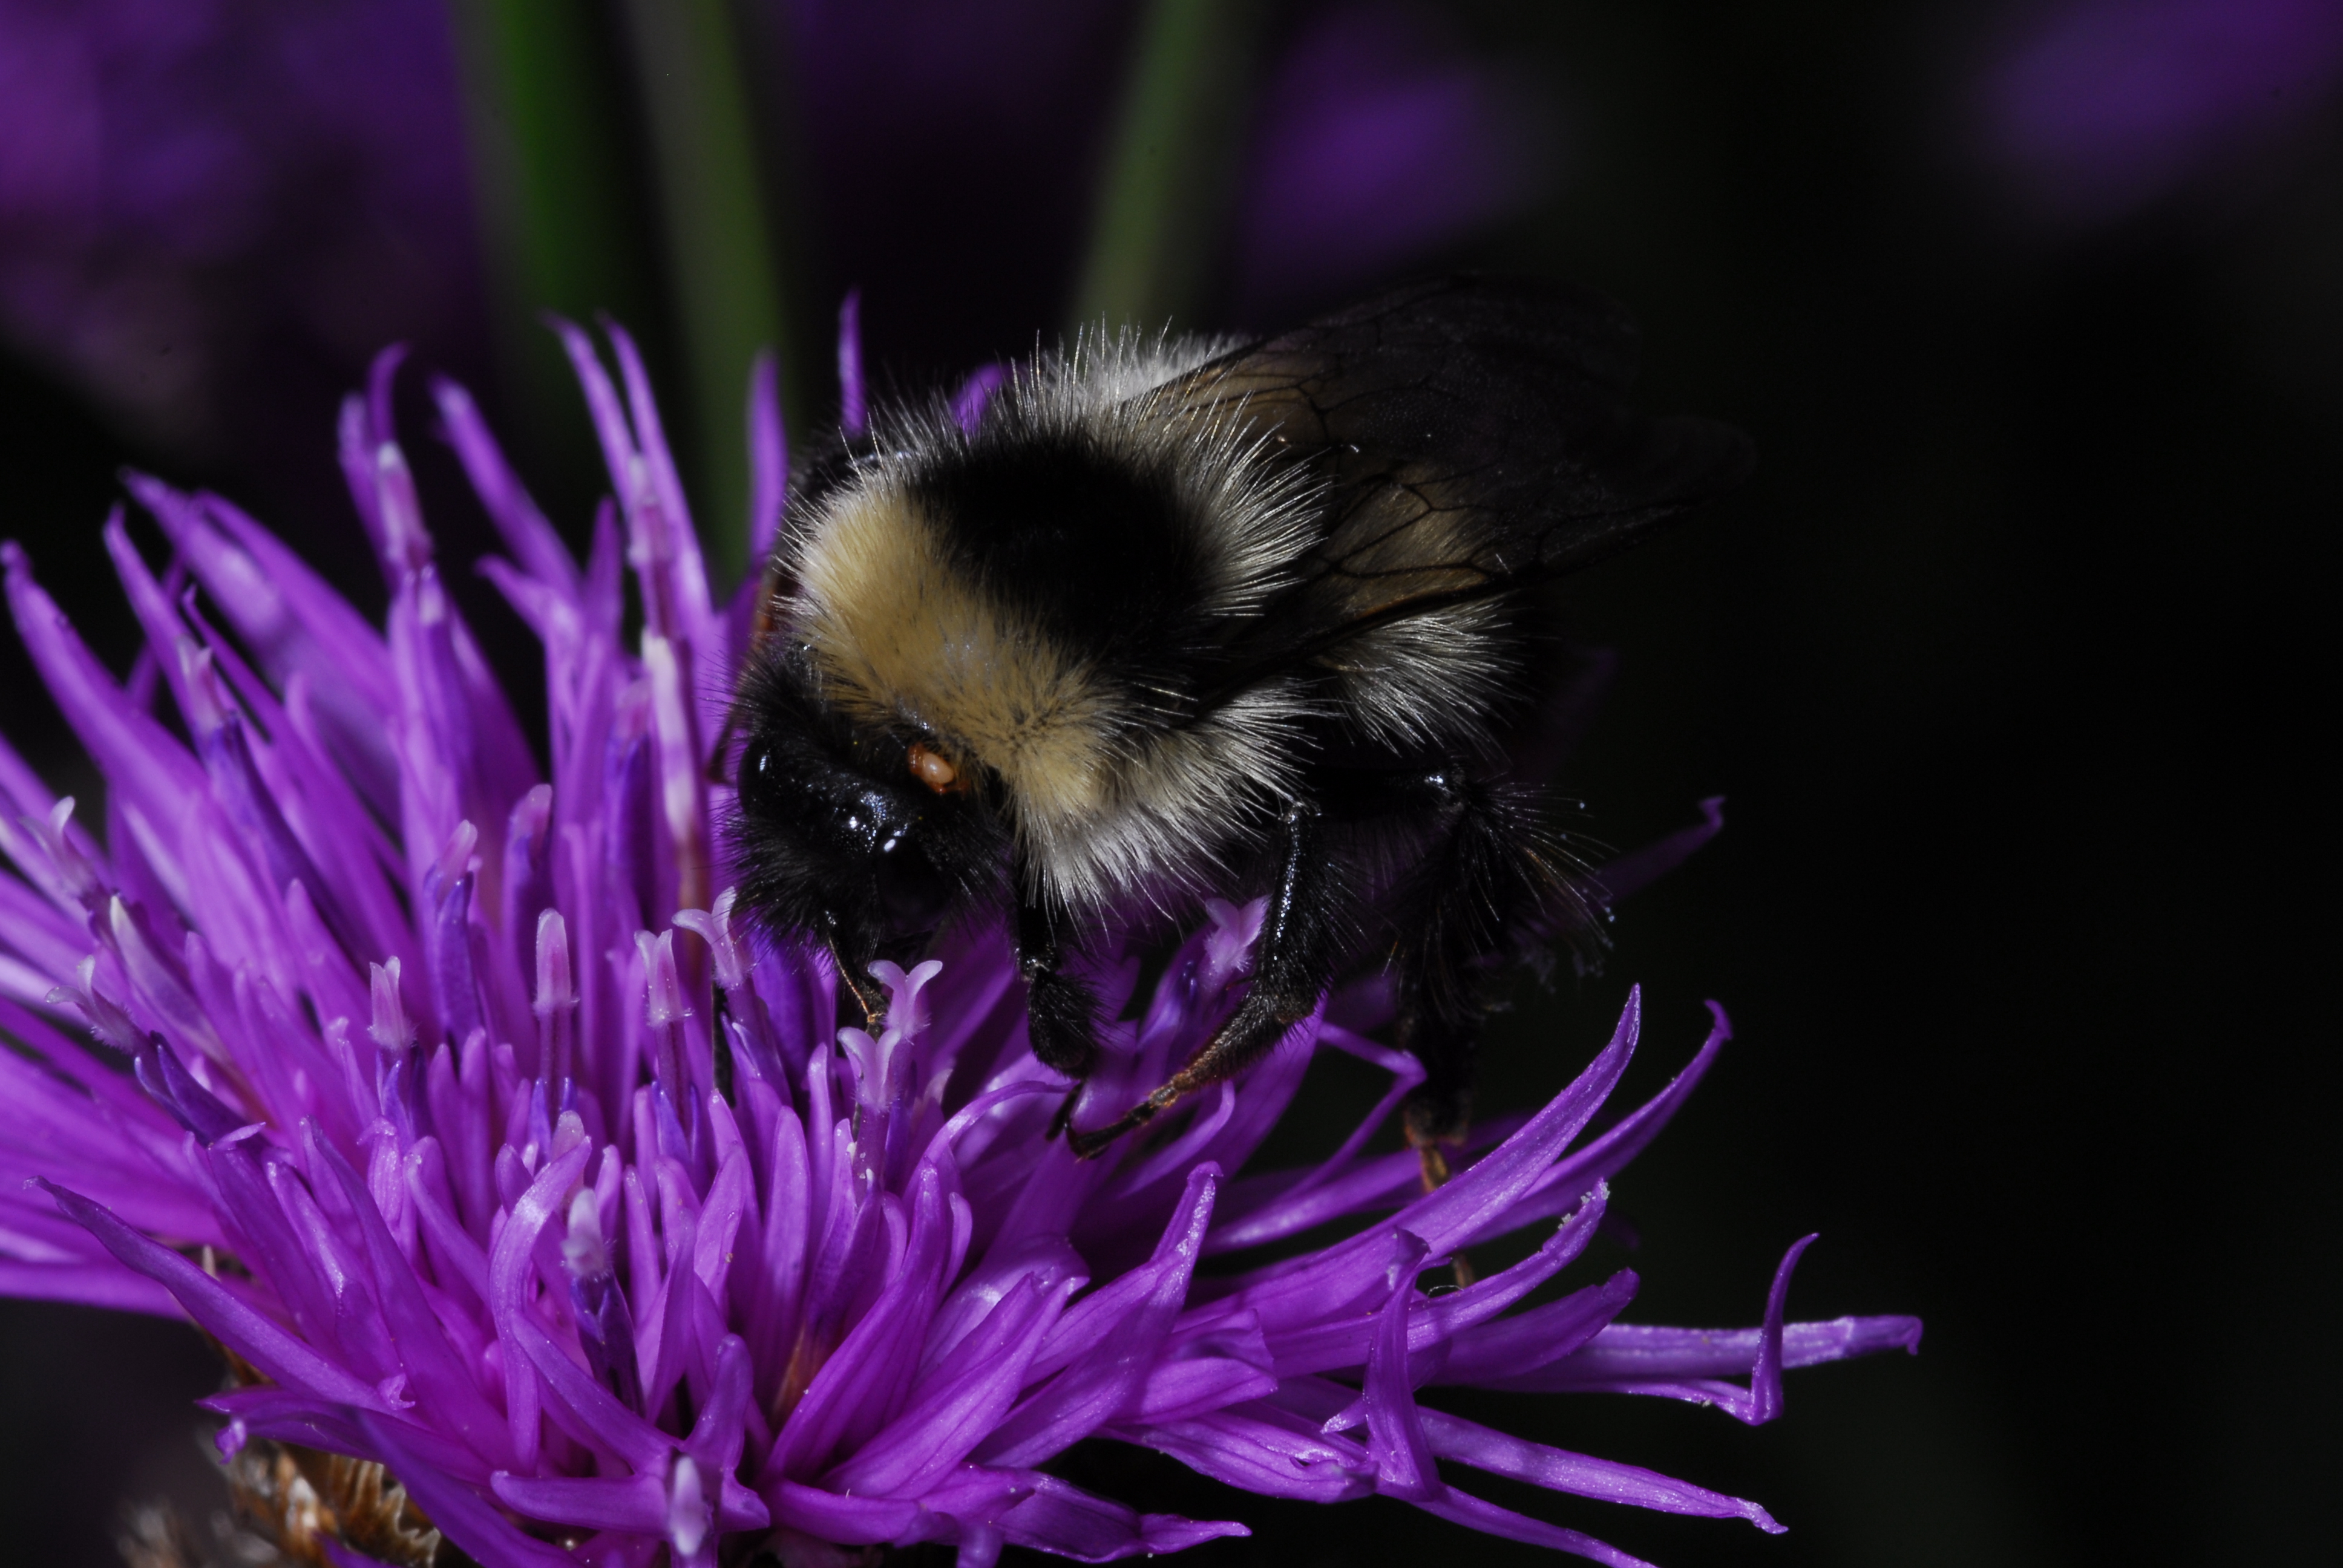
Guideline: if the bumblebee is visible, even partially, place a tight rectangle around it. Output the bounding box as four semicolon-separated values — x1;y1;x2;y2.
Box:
729;276;1751;1164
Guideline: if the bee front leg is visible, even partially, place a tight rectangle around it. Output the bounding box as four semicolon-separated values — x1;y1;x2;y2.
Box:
821;911;890;1028
1017;891;1101;1138
1067;800;1340;1159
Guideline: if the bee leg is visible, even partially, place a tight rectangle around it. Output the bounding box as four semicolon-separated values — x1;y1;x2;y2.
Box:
1398;974;1482;1194
1280;765;1483;1189
1397;935;1490;1290
1017;892;1101;1137
821;915;889;1028
1391;775;1605;1197
1068;801;1339;1158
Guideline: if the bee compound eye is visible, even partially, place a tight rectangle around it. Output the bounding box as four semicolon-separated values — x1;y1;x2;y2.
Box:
735;739;783;813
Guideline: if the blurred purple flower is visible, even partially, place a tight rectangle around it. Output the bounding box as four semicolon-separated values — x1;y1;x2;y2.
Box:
0;0;482;463
1231;2;1557;319
1979;0;2343;226
0;333;1913;1564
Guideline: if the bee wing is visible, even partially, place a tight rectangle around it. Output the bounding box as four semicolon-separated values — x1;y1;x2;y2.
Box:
1158;276;1754;687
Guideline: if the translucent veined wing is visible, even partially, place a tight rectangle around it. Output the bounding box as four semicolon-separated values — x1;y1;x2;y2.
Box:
1154;275;1753;701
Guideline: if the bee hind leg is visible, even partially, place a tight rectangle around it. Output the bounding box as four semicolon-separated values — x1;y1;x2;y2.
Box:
1391;774;1609;1197
1066;800;1343;1159
1018;890;1103;1138
1397;982;1483;1193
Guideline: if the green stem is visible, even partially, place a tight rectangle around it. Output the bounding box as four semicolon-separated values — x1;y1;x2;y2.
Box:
445;0;661;528
615;0;795;590
1068;0;1267;338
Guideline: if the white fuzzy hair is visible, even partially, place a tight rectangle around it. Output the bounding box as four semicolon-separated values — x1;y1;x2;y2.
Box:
776;325;1340;914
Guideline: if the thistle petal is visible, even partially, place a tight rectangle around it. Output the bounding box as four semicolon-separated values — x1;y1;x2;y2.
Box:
0;325;1915;1568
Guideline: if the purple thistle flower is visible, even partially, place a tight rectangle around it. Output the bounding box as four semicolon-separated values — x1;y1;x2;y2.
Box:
0;317;1916;1568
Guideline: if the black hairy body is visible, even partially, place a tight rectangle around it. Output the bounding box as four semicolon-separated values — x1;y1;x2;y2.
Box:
728;276;1751;1162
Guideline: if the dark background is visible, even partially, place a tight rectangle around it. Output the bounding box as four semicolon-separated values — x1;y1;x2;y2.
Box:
2;2;2336;1564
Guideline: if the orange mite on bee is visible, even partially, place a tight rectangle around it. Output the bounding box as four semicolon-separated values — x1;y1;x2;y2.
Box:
906;741;968;795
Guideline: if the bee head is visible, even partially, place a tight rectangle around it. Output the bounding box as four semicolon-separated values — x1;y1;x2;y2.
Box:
729;652;1008;959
